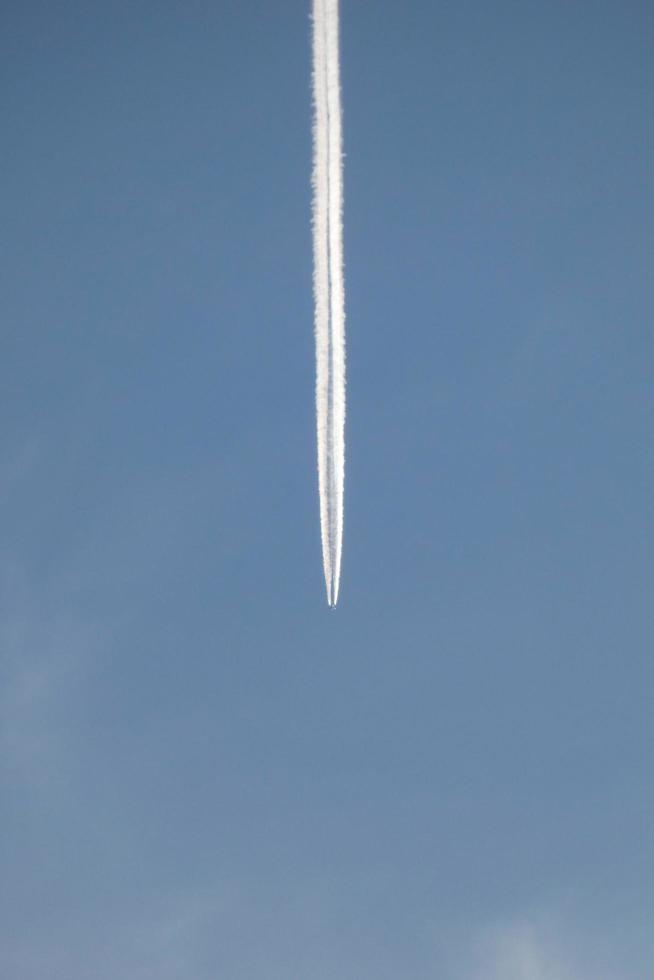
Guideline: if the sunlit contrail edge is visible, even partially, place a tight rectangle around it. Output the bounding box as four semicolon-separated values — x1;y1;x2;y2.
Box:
312;0;345;607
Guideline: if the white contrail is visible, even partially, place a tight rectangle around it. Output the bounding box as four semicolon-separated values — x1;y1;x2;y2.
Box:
312;0;345;607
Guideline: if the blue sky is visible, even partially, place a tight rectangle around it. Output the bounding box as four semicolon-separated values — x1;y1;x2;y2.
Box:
2;1;654;977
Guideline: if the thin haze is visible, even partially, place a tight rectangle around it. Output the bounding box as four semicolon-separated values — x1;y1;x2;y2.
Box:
312;0;345;607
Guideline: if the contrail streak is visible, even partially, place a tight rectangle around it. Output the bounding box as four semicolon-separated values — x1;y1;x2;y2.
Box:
312;0;345;607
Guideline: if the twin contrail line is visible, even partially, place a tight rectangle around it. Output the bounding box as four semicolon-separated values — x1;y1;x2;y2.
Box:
312;0;345;607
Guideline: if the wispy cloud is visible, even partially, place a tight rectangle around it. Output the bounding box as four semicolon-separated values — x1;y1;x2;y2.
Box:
0;571;92;793
462;914;616;980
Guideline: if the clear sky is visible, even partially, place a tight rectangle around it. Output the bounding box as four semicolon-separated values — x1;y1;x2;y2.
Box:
2;1;654;977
